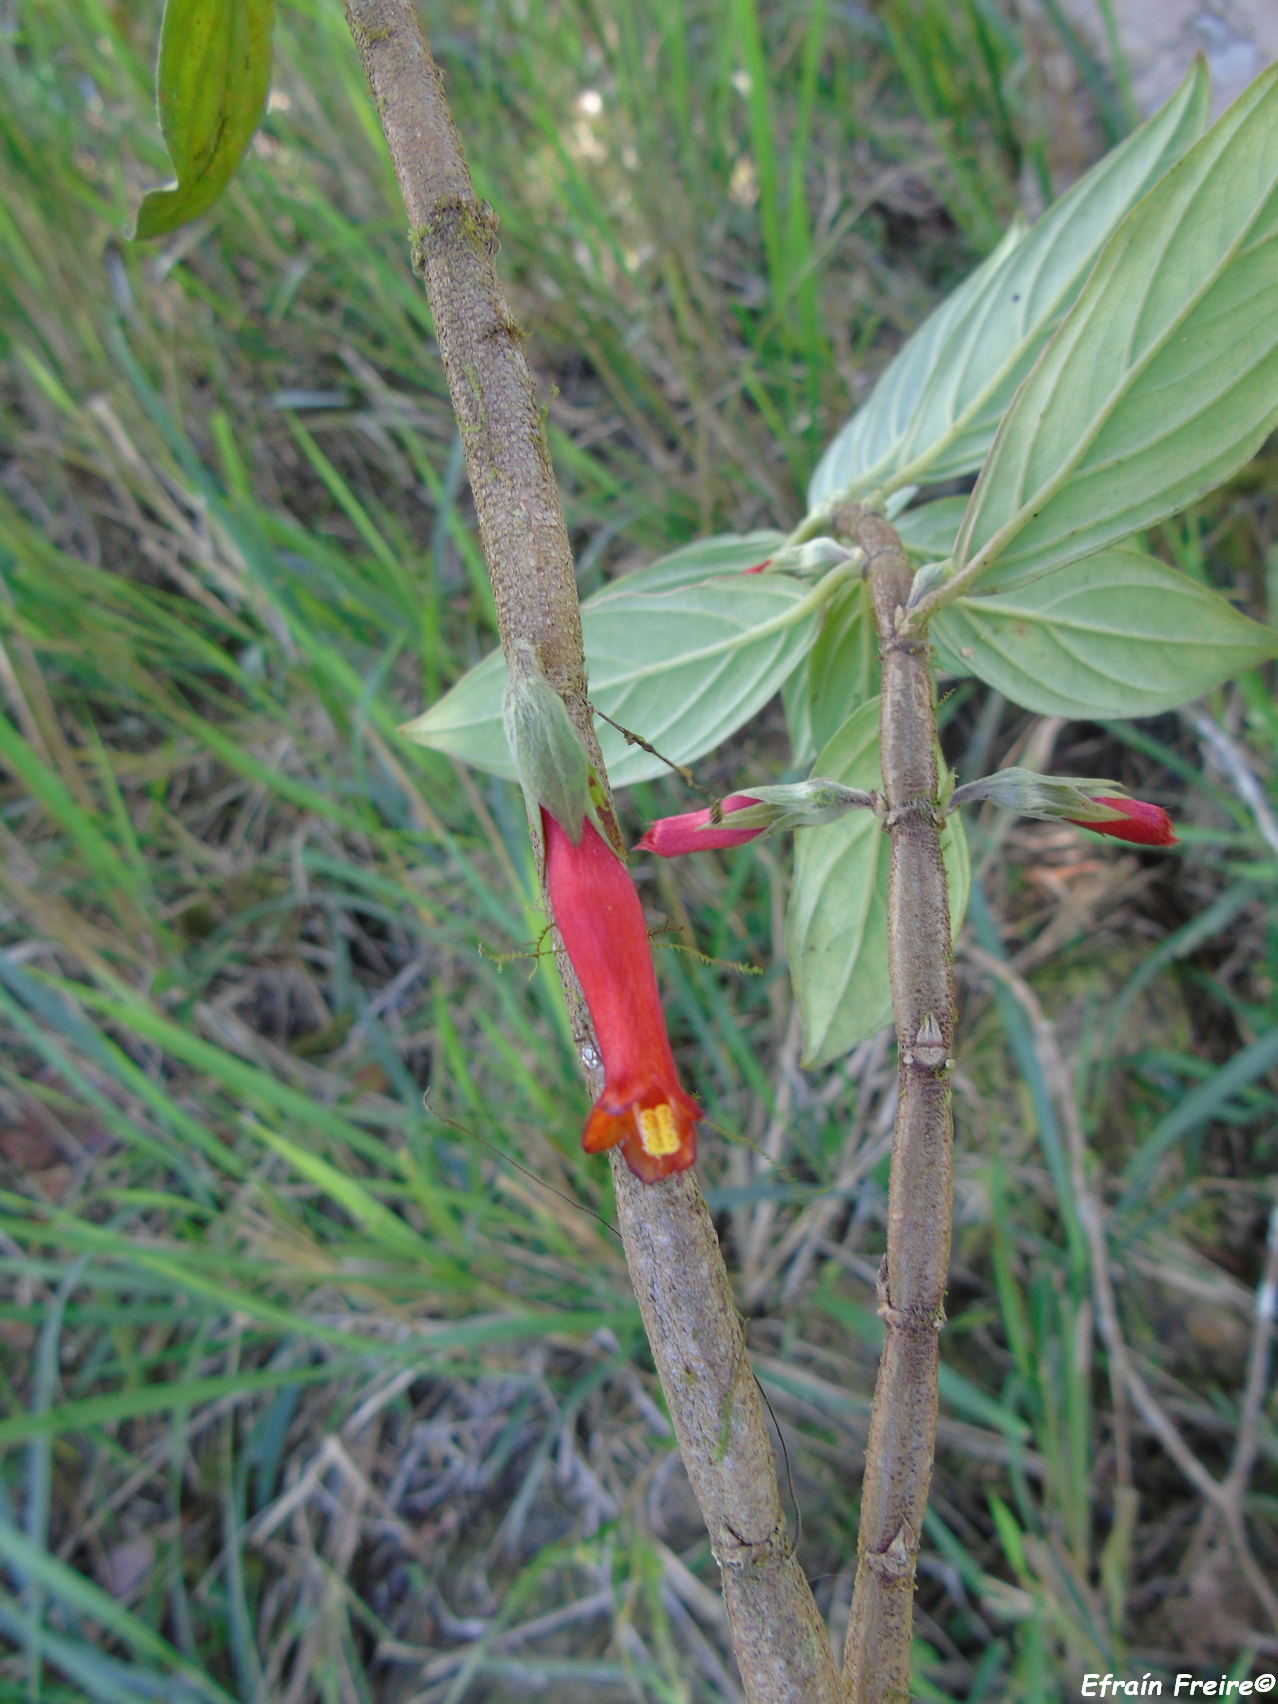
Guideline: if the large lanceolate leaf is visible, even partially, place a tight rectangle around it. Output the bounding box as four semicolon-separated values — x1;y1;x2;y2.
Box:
932;547;1278;718
136;0;276;239
807;62;1208;508
788;701;970;1068
806;221;1027;508
958;65;1278;594
402;538;819;788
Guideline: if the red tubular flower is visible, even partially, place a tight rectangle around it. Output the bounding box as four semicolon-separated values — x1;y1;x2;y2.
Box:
1065;796;1177;846
542;810;701;1183
744;559;770;574
636;795;765;857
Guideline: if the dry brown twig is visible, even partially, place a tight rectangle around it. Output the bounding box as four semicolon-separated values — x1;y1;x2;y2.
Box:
962;941;1278;1635
341;4;847;1698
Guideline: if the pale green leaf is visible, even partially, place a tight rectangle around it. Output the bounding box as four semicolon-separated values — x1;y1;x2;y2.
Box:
805;578;880;756
807;220;1027;508
782;659;817;771
893;496;967;562
932;546;1278;717
785;575;887;769
402;543;820;787
135;0;276;240
606;529;784;594
958;65;1278;593
807;61;1208;507
788;701;970;1068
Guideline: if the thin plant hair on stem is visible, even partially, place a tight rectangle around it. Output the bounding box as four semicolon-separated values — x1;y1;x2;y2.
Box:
341;3;847;1698
833;506;955;1702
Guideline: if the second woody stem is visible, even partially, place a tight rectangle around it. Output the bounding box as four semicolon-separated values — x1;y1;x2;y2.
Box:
840;507;955;1703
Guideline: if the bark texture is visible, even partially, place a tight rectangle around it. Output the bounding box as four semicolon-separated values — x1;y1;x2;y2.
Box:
613;1162;848;1703
344;5;846;1699
343;0;587;722
839;508;954;1703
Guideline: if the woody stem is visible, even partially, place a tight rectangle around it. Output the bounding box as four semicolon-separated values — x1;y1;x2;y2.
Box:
839;507;954;1703
343;5;846;1700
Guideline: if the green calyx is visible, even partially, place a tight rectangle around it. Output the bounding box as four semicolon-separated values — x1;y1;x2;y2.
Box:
948;767;1130;824
502;644;597;844
762;539;862;579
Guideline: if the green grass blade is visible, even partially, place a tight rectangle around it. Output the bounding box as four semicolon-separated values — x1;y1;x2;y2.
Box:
0;1523;235;1704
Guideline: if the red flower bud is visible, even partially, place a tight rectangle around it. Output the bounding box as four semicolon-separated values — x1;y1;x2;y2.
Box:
1064;795;1177;846
636;796;765;857
543;810;701;1183
744;559;771;574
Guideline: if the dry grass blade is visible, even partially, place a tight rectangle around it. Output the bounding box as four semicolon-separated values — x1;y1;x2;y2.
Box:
964;942;1278;1635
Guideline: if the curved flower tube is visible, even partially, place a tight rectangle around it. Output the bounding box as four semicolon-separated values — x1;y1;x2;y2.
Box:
638;779;876;856
949;770;1176;847
636;795;765;857
1065;795;1177;846
542;810;701;1182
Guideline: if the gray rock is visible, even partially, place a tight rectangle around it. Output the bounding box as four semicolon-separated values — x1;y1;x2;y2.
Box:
1056;0;1277;117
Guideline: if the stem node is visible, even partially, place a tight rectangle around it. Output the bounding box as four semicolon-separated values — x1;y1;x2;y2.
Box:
838;505;954;1702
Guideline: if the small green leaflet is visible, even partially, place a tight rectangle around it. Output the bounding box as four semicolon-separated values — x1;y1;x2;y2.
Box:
932;547;1278;718
788;700;970;1068
782;580;880;769
804;579;880;758
401;534;823;789
893;496;967;562
957;63;1278;593
806;62;1208;507
135;0;276;240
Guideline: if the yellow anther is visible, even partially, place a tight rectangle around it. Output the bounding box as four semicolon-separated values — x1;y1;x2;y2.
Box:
637;1103;680;1156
